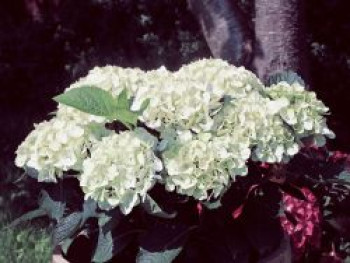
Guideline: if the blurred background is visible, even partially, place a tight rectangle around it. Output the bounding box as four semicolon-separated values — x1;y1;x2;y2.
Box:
0;0;350;261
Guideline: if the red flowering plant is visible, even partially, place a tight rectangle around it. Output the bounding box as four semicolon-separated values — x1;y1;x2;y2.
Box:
282;147;350;262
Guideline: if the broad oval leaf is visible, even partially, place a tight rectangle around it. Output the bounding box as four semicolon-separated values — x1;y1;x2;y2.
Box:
53;212;83;246
53;86;116;117
93;229;114;262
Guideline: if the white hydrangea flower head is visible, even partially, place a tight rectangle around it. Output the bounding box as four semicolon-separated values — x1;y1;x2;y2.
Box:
133;74;215;132
80;128;162;214
252;117;300;163
15;118;90;182
175;58;265;101
266;81;335;146
214;92;280;139
212;91;300;163
162;131;249;200
67;65;144;95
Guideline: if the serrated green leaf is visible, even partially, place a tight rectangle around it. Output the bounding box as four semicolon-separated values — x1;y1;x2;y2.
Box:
141;194;177;219
53;86;116;117
53;212;82;246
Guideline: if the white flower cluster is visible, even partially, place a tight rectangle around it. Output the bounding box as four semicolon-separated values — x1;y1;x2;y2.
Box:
15;118;89;182
266;82;335;146
80;128;161;214
15;58;334;213
162;131;249;200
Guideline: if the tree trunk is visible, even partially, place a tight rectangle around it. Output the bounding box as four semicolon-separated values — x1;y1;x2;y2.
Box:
253;0;309;82
187;0;253;67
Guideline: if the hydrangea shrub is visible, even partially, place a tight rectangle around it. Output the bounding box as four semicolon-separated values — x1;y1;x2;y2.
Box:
13;59;339;262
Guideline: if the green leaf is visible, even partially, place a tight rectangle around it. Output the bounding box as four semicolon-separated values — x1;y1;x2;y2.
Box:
53;212;83;246
138;98;151;114
93;213;136;262
112;89;149;127
201;198;222;210
93;229;137;263
82;198;98;225
266;71;305;87
61;238;75;255
93;210;121;262
114;109;139;127
93;228;114;262
136;247;182;263
23;166;39;179
97;208;122;229
115;89;130;109
136;221;193;263
9;208;47;227
337;171;350;183
141;194;177;219
39;190;65;221
87;123;112;140
53;86;116;117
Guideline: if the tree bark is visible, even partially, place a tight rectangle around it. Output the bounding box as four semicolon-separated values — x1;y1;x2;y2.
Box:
253;0;309;82
187;0;253;67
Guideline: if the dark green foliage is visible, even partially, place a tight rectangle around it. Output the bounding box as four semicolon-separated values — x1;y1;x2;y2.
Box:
0;212;52;263
266;71;305;87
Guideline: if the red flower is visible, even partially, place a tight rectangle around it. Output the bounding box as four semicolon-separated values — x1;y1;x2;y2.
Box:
280;188;321;261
